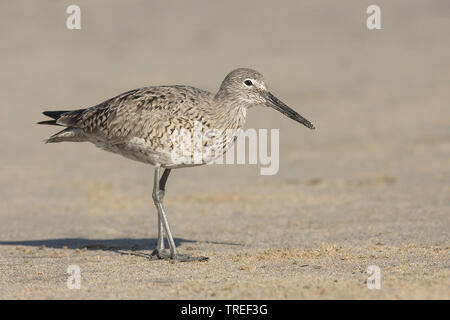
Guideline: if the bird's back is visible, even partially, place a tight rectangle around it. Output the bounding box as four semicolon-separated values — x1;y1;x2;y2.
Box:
61;86;213;139
40;85;242;167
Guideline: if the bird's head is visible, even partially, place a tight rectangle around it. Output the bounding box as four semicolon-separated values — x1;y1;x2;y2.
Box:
217;68;315;130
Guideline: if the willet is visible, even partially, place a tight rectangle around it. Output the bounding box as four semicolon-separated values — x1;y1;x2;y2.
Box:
38;68;315;261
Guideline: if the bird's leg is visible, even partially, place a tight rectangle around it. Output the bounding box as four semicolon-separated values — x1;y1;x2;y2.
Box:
152;166;177;259
155;168;171;252
150;165;208;262
156;215;164;251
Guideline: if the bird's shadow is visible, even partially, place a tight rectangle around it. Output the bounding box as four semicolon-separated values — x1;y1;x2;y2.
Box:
0;237;243;259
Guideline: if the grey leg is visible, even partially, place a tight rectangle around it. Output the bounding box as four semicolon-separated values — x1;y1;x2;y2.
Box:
156;215;164;251
150;165;208;262
156;168;171;251
152;165;177;257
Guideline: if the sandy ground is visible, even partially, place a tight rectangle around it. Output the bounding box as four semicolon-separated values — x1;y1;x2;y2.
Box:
0;1;449;299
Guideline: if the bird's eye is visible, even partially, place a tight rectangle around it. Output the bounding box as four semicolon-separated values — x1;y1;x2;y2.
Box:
244;80;253;86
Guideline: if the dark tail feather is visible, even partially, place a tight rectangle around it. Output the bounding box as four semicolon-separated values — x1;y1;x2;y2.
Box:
42;110;69;120
37;120;60;126
38;110;70;126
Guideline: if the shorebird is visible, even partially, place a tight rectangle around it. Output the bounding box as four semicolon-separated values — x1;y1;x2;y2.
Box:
38;68;315;261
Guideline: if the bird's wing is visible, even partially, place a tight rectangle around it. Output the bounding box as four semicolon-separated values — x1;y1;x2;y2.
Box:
56;86;212;145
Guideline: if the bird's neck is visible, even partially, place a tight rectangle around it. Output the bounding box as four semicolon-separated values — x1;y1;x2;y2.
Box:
210;96;247;131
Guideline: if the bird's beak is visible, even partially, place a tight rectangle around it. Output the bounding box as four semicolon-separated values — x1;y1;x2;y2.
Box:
265;92;315;130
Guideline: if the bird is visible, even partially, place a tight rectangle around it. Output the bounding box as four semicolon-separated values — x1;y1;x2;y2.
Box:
38;68;315;261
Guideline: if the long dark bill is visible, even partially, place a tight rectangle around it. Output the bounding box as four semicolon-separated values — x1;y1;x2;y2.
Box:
266;92;315;130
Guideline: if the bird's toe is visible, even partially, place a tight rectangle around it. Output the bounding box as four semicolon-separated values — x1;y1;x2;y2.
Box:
149;249;208;262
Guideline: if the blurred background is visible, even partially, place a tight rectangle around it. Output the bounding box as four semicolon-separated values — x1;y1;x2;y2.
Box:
0;1;448;299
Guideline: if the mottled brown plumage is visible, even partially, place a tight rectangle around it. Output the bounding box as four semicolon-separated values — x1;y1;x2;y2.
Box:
38;68;315;261
40;68;314;168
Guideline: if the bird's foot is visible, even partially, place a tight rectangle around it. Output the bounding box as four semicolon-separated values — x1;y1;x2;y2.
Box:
150;249;208;262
